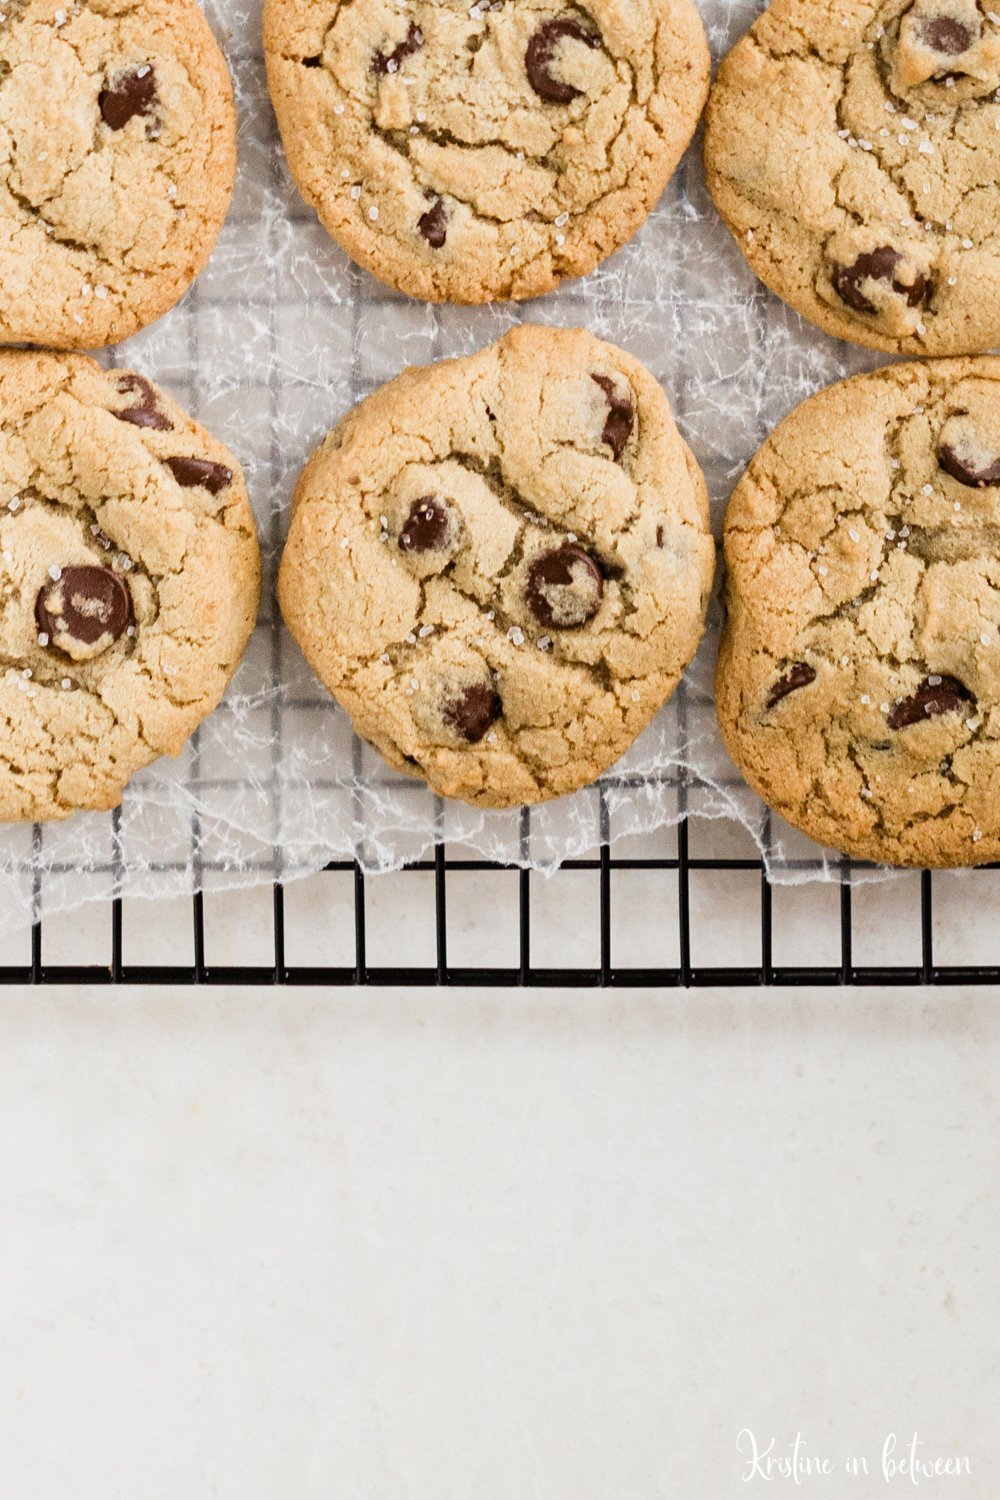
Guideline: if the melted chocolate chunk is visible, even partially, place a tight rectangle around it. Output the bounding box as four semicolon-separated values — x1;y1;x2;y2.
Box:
919;15;977;54
114;374;172;432
766;662;816;710
302;54;323;67
165;456;234;495
887;675;973;729
831;247;927;316
398;496;454;553
591;374;635;461
99;65;157;131
938;442;1000;488
525;544;604;630
417;198;448;249
373;22;424;75
525;18;600;104
442;682;501;743
35;566;131;658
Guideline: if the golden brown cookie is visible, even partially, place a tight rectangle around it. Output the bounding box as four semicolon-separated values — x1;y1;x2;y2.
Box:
705;0;1000;355
0;0;237;349
0;351;260;821
278;325;715;807
718;358;1000;867
264;0;710;303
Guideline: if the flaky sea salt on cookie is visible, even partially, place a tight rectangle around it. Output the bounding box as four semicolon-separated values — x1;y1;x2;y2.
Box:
278;325;715;808
718;358;1000;868
706;0;1000;356
0;0;237;350
264;0;709;303
0;351;260;821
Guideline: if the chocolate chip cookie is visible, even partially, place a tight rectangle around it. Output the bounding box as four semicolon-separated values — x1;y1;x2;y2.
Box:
0;0;237;349
705;0;1000;355
278;325;714;807
0;351;260;821
263;0;710;303
717;358;1000;867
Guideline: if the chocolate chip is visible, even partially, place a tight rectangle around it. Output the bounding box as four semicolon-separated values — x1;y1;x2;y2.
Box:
114;374;172;432
35;565;132;660
938;442;1000;488
302;55;323;67
766;662;816;710
887;675;972;729
831;247;927;316
919;16;977;54
656;525;665;547
373;22;423;75
417;198;448;249
442;682;501;744
398;496;455;553
525;544;604;630
591;374;635;461
165;456;233;495
99;65;157;131
525;18;600;104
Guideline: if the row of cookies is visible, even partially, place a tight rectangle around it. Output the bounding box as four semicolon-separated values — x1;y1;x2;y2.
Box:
0;0;710;345
278;327;1000;872
12;0;1000;354
9;327;1000;873
270;0;1000;354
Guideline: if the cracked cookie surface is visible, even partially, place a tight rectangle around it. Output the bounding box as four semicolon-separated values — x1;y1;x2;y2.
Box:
263;0;709;303
0;350;260;821
278;324;714;807
0;0;237;350
717;358;1000;868
705;0;1000;355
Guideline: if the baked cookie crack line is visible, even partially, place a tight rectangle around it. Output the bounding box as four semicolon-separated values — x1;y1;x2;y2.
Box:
367;100;638;229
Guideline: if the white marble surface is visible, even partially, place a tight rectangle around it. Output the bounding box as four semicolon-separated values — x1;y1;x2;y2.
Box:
1;986;996;1497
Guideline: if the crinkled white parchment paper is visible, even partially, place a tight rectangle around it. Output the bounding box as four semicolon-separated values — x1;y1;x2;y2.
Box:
1;0;914;933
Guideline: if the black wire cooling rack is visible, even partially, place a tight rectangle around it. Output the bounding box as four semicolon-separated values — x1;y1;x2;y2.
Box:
3;822;999;986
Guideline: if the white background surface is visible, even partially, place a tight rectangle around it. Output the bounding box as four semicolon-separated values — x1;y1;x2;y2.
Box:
1;985;996;1497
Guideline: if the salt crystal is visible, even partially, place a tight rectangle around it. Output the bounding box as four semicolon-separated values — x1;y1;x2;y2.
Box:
48;565;61;581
